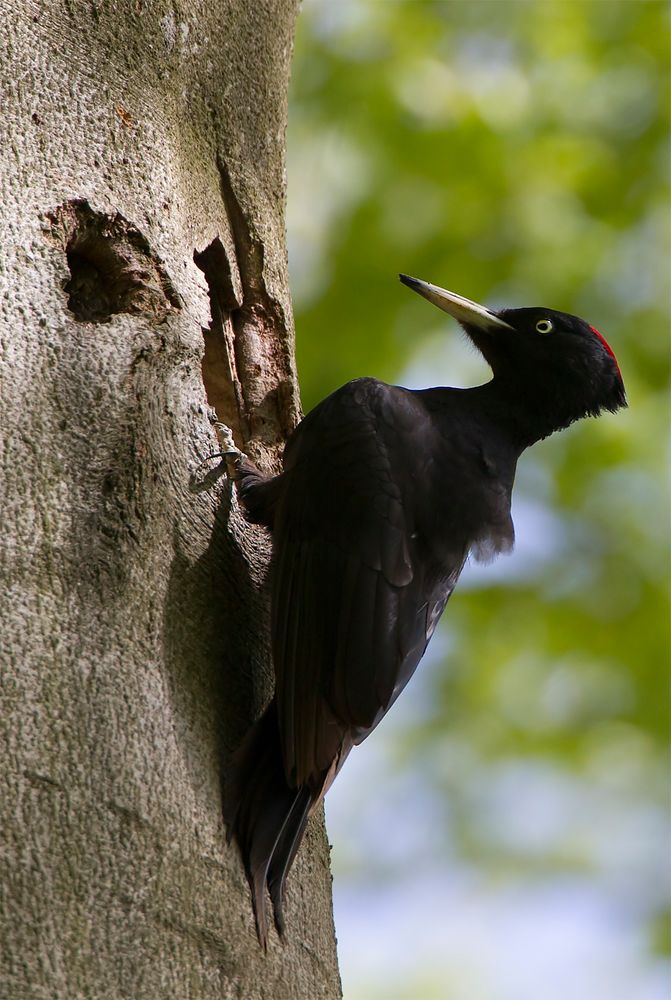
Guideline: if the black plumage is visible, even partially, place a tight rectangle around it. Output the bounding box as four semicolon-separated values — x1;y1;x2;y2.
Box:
225;275;626;946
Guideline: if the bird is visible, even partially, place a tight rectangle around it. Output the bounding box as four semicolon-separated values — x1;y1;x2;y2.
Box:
222;274;626;947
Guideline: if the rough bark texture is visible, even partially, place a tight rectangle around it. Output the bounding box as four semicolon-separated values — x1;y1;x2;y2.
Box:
0;1;342;997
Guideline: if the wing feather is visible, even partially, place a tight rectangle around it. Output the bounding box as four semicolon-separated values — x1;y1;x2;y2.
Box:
271;380;467;787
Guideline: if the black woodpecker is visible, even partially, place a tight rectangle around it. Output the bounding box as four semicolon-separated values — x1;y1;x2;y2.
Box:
223;274;626;947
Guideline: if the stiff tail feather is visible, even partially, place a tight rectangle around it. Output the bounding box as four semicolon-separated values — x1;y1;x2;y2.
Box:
226;700;324;948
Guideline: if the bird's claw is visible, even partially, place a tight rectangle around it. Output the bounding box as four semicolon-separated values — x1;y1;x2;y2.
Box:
213;422;245;481
189;422;247;492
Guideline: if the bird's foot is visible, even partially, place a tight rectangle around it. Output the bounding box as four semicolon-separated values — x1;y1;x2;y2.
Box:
213;423;245;481
189;423;247;492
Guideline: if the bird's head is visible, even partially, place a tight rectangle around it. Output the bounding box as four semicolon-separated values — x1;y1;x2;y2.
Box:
400;274;626;440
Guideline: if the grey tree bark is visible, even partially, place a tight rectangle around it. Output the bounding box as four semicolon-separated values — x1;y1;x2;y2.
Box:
0;1;342;997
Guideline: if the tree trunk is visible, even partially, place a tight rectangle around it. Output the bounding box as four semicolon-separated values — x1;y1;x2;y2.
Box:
0;2;341;997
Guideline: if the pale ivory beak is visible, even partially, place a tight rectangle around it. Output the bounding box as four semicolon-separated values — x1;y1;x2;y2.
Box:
399;274;514;331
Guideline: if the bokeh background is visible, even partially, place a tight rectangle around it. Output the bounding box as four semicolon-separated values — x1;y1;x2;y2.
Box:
286;2;670;998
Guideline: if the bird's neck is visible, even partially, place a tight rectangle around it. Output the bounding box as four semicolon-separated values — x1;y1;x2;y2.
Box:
468;378;585;452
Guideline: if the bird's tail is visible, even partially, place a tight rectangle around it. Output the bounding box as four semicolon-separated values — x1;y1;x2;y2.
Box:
226;700;322;948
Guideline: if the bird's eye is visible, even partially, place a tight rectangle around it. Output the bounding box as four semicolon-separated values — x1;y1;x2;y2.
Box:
535;319;553;334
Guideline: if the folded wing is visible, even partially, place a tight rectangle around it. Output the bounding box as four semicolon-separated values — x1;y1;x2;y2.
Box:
272;379;466;788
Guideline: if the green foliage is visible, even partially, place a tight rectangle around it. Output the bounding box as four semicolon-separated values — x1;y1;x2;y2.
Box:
288;1;669;993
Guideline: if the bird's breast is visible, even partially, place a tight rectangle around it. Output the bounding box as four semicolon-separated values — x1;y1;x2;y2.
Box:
414;433;516;569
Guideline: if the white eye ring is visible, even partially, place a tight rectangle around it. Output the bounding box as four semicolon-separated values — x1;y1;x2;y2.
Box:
536;319;553;334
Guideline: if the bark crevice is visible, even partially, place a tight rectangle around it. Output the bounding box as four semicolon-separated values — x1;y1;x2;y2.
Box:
46;200;180;325
194;237;249;448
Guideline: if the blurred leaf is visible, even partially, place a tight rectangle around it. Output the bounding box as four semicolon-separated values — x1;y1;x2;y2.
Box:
288;1;670;995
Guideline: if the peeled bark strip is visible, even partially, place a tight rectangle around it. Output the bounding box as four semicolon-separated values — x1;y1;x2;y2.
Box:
0;1;341;997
